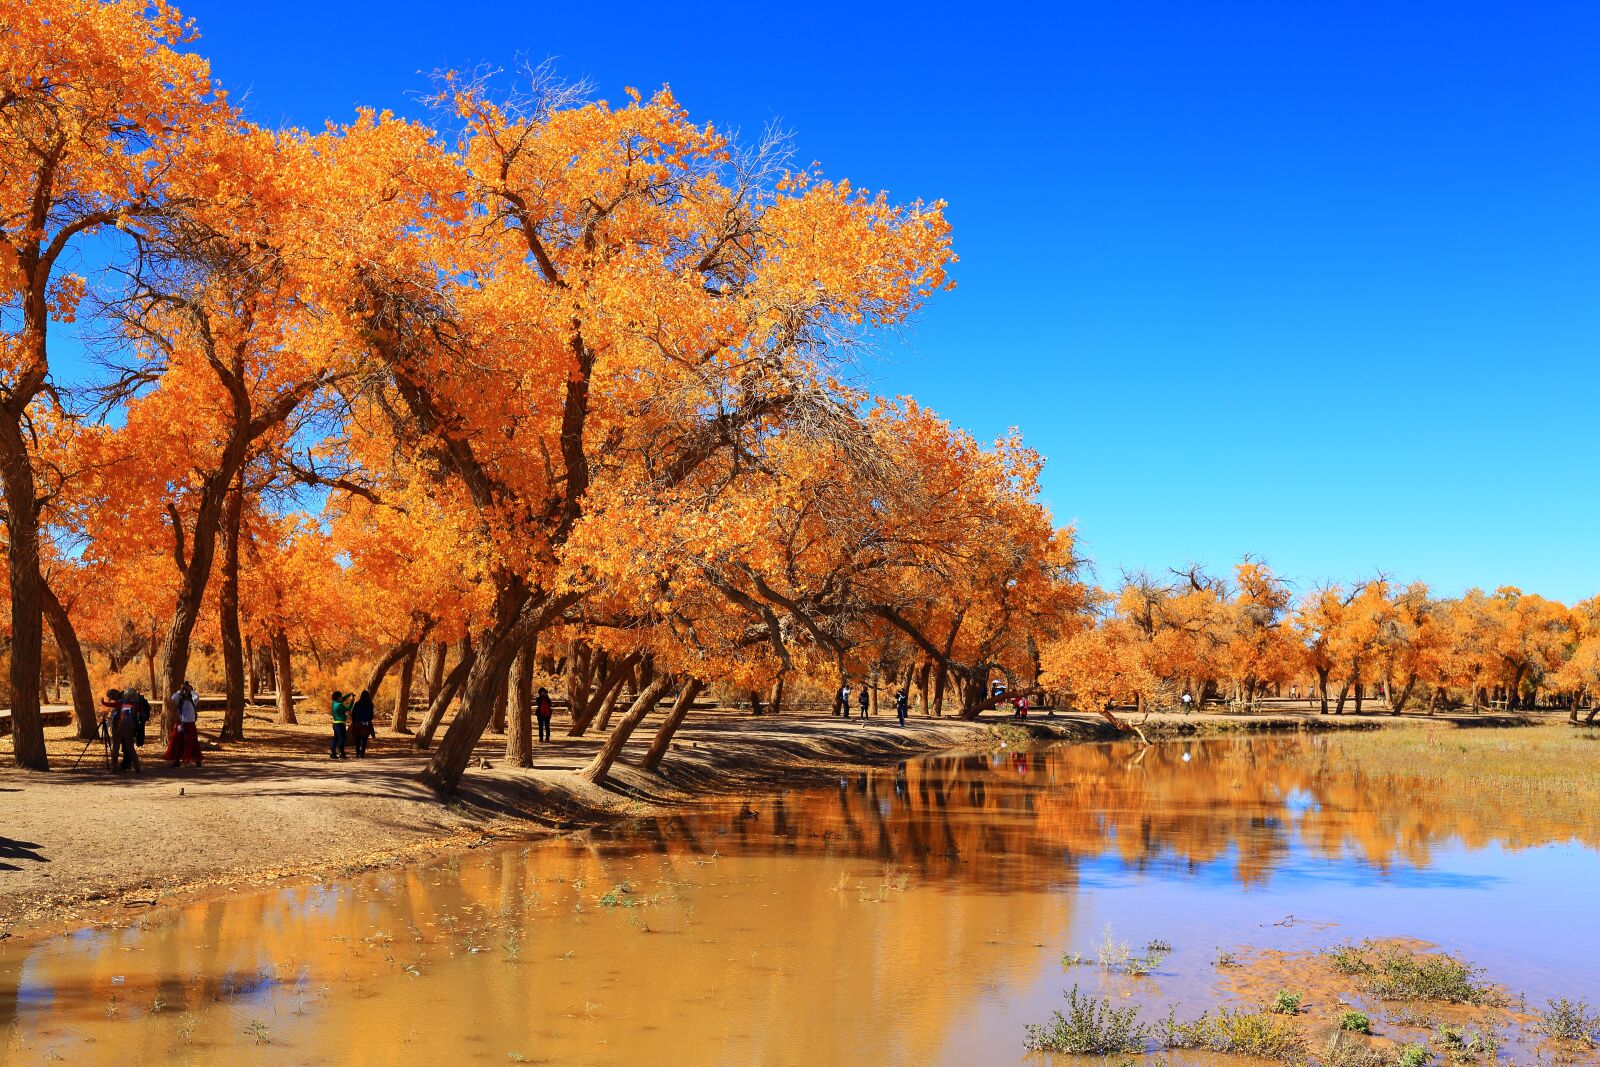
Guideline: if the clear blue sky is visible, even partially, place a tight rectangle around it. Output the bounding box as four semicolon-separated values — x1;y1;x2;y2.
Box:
148;1;1600;600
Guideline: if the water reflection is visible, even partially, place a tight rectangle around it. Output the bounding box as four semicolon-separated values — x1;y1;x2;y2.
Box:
1;735;1596;1066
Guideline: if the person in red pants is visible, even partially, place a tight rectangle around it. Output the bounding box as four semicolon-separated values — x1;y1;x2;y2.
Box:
165;681;203;767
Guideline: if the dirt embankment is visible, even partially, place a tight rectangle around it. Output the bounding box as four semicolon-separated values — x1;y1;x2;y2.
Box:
0;710;1090;936
0;703;1543;938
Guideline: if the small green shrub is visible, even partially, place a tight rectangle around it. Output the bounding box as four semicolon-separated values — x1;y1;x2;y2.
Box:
1369;952;1494;1005
1214;947;1241;967
597;883;644;908
1060;951;1087;967
1338;1010;1372;1033
1162;1007;1307;1061
1146;939;1173;954
1328;941;1376;976
1023;985;1151;1054
1396;1042;1429;1067
1320;1032;1388;1067
1272;990;1304;1015
1326;943;1495;1005
1435;1024;1495;1063
1539;997;1600;1045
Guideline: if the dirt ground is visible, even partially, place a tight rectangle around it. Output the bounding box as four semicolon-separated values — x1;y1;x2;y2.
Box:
0;700;1546;939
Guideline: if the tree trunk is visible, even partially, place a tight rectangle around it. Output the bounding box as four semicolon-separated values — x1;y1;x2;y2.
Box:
1353;672;1364;715
419;588;568;792
1334;681;1351;715
218;485;247;742
390;647;418;733
245;634;259;701
1392;672;1417;715
505;645;534;768
361;640;417;703
568;652;641;737
1316;667;1331;715
0;413;47;769
932;665;948;717
917;662;931;716
39;580;95;740
157;467;241;737
414;634;475;751
582;674;672;785
272;627;297;724
768;675;784;717
144;630;158;705
416;639;442;707
640;680;704;772
490;666;509;734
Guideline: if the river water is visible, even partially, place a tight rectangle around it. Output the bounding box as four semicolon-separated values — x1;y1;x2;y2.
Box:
3;732;1598;1065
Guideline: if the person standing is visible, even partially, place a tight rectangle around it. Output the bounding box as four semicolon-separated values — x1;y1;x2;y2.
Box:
857;684;870;721
329;690;350;760
167;681;203;767
129;686;151;747
101;688;140;773
535;686;554;743
836;682;851;718
351;690;375;758
894;688;909;726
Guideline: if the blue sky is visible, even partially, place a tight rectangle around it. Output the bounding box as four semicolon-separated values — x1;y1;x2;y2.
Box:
107;0;1600;599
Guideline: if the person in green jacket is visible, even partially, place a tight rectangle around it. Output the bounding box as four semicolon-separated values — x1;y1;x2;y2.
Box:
330;690;351;760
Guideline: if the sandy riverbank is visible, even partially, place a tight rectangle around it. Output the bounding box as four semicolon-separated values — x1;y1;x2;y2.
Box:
0;703;1544;938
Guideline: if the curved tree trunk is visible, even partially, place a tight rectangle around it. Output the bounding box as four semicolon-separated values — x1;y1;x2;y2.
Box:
271;627;297;724
419;589;575;792
218;485;247;742
1391;672;1417;715
40;579;95;740
582;674;672;785
640;680;704;772
568;652;641;737
390;647;418;733
361;639;418;702
413;635;475;751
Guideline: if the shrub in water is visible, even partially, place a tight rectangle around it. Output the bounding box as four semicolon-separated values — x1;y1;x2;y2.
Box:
1023;985;1151;1054
1272;990;1304;1015
1539;997;1600;1045
1396;1043;1429;1067
1338;1010;1372;1033
1162;1007;1306;1061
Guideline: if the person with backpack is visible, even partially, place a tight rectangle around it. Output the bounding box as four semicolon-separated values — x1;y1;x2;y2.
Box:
166;681;202;767
100;688;140;773
894;687;910;726
128;686;151;746
350;690;375;757
857;684;870;721
535;686;554;742
329;690;351;759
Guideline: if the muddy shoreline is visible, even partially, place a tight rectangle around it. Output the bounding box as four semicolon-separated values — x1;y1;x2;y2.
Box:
0;707;1542;943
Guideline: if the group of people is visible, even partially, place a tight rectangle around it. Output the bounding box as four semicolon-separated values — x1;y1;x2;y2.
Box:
97;681;204;772
833;683;914;726
328;690;376;759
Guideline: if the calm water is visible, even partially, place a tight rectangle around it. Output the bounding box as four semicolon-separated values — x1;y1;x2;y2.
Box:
3;734;1598;1065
